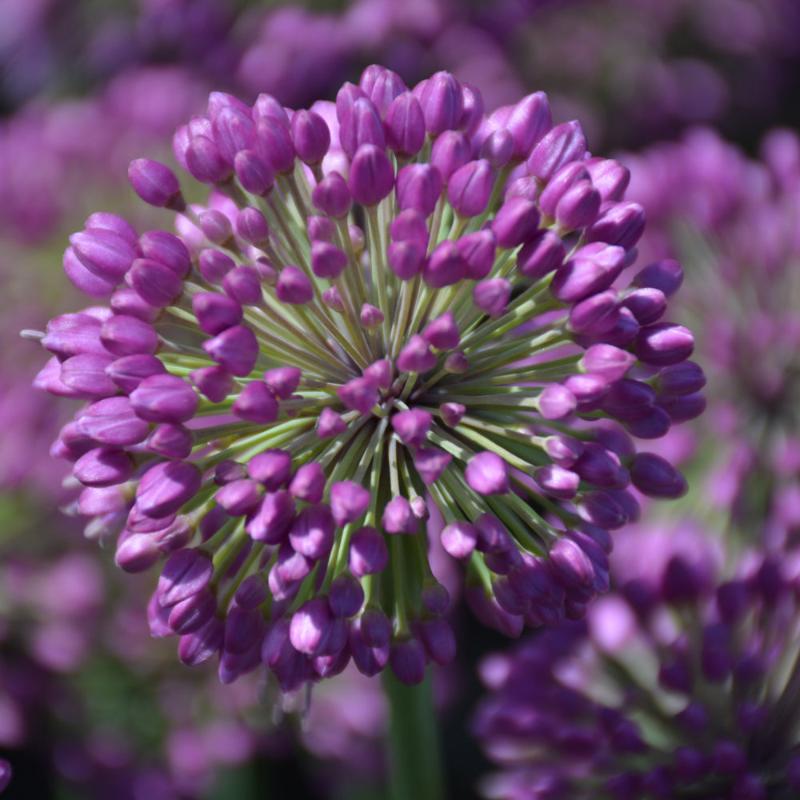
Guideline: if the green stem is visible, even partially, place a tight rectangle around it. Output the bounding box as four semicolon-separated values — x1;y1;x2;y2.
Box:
382;672;446;800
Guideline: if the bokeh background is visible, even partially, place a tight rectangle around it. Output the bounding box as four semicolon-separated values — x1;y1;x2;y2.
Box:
2;1;800;798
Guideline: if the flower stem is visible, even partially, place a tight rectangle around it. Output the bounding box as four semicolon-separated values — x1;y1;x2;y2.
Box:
382;671;446;800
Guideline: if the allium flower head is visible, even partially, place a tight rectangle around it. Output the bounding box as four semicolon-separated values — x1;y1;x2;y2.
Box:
33;65;696;690
474;528;800;800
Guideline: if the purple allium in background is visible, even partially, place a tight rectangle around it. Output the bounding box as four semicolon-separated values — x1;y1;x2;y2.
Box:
32;65;697;692
624;127;800;547
474;523;800;799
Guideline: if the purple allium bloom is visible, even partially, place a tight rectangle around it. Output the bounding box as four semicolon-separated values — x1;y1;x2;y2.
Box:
33;67;696;690
474;525;800;799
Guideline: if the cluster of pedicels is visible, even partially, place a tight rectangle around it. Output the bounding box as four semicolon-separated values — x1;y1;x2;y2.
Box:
31;64;699;691
474;525;800;800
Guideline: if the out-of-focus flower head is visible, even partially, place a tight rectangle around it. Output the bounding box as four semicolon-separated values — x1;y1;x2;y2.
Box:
474;523;800;799
625;128;800;547
32;64;697;693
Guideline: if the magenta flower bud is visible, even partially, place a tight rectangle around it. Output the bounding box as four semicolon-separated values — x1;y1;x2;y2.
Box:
585;157;630;201
419;71;464;135
457;230;497;280
397;164;443;217
548;537;595;594
74;447;132;487
623;287;666;325
71;227;138;283
414;447;452;484
341;96;385;159
581;344;636;382
383;496;417;534
110;286;156;321
307;215;335;242
289;504;335;560
139;231;190;278
198;248;235;283
474;278;511;318
338;376;379;413
198;209;232;244
564;373;610;410
550;243;626;303
440;402;465;427
630;453;687;498
135;460;201;519
100;314;158;356
127;258;183;308
290;598;333;655
322;285;345;312
234;149;274;195
517;231;565;280
538;384;577;420
633;259;684;297
573;443;628;489
349;527;388;577
255;117;295;173
588;201;646;249
147;423;193;459
330;480;370;526
391;409;432;447
431;130;471;183
480;129;514;169
397;335;437;373
569;290;620;335
76;397;149;446
527;120;587;181
388;240;425;281
60;353;116;398
390;636;427;685
248;450;292;489
506;91;552;158
317;407;347;437
215;460;247;485
312;171;352;218
555;181;602;231
466;451;510;495
253;93;289;127
385;92;425;157
130;373;198;423
657;362;706;396
424;240;467;288
491;197;540;248
116;533;160;573
329;573;365;618
84;210;137;242
459;83;484;136
191;365;232;402
158;549;213;608
233;381;279;423
291;110;330;165
311;240;347;279
211;102;256;160
349;144;394;206
276;266;313;305
539;162;591;217
445;351;469;373
359;303;384;329
246;490;294;543
423;311;460;350
448;159;493;217
363;358;393;389
289;462;326;504
169;590;217;635
128;158;182;209
234;207;270;247
223;265;262;306
635;323;694;366
535;465;580;499
43;311;106;359
264;366;301;399
441;521;478;559
473;513;512;555
63;246;116;297
186;135;231;183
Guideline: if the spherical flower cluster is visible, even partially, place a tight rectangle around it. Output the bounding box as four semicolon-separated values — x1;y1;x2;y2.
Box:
625;128;800;544
34;65;697;690
474;528;800;799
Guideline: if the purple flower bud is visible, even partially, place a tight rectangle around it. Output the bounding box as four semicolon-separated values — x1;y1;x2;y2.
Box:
480;129;514;169
147;423;193;460
538;384;577;420
633;259;683;297
420;315;460;353
329;573;365;618
234;207;270;247
349;144;394;206
276;266;313;305
255;117;295;173
492;197;540;248
623;287;666;325
289;462;326;504
419;71;463;135
438;402;465;428
539;162;590;217
322;285;345;312
234;149;274;195
527;120;587;181
110;286;156;322
585;157;630;201
396;164;443;217
569;290;620;335
391;210;429;246
390;636;426;684
385;92;425;157
186;135;231;183
549;537;595;594
444;351;467;374
588;201;645;249
459;83;484;135
555;180;601;231
448;159;493;217
658;392;706;423
457;230;497;280
581;344;635;382
349;527;389;576
630;453;687;498
63;246;116;297
75;397;149;445
263;366;301;399
506;91;552;158
441;521;478;559
191;365;232;402
431;131;471;182
424;240;467;288
233;381;279;423
99;314;157;357
223;265;262;306
311;241;347;279
291;598;333;654
192;292;243;335
418;618;456;666
136;460;201;519
466;452;510;495
414;447;452;484
330;480;370;526
71;227;139;283
383;496;417;534
317;407;347;437
289;504;335;560
312;171;352;218
338;376;379;413
198;210;232;244
341;97;385;159
397;335;437;373
246;451;291;492
535;465;580;499
246;490;294;543
158;549;213;608
388;240;425;280
130;374;198;423
60;353;116;398
517;231;565;280
307;215;334;242
657;362;706;396
635;323;694;366
474;278;511;318
291;110;330;165
128;159;183;209
550;243;626;303
74;447;133;487
198;248;235;283
116;533;160;573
